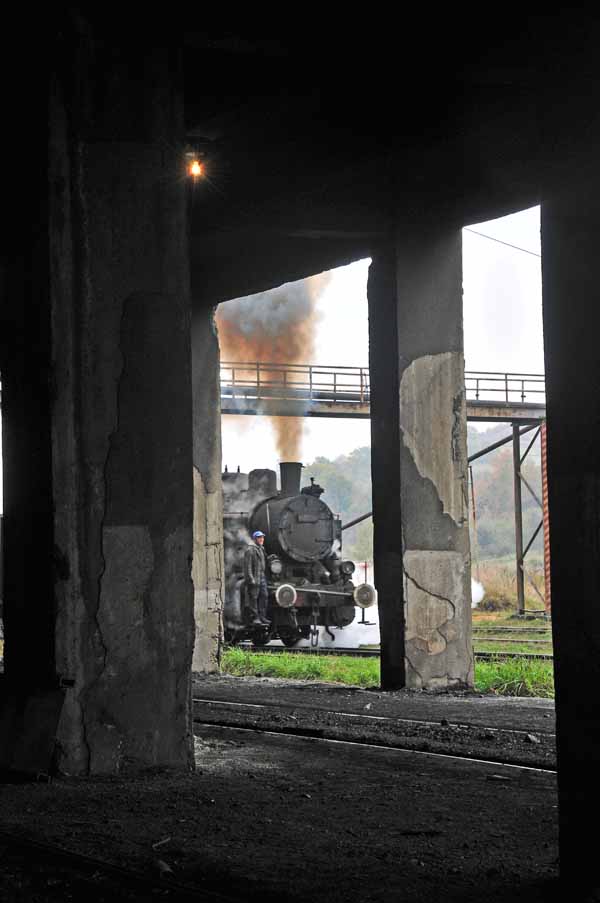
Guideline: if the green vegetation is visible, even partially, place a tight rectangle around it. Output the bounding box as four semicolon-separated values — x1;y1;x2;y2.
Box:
475;658;554;698
223;647;380;688
221;648;555;698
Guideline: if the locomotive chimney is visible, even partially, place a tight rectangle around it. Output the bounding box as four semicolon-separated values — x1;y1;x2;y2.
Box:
279;461;303;497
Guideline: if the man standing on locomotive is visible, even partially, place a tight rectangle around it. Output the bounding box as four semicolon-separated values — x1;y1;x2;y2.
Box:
243;530;270;627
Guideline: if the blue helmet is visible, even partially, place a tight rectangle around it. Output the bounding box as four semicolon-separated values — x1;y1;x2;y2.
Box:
252;530;265;539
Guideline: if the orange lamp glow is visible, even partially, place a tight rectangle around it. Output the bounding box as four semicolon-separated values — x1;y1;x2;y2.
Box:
189;159;204;178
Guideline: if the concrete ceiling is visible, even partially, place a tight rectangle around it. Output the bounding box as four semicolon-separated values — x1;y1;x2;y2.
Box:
175;16;600;301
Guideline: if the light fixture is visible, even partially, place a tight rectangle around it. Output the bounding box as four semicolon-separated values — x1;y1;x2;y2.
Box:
185;149;205;179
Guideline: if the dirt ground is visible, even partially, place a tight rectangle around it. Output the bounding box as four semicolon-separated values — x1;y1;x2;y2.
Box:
0;675;561;902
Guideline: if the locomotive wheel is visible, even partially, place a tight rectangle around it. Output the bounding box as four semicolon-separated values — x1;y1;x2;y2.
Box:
224;627;242;646
251;629;272;647
279;630;301;648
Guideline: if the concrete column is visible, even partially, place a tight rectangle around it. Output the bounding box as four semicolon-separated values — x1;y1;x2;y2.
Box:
191;307;224;672
45;40;194;774
368;248;406;689
368;225;473;690
1;79;56;692
541;194;600;892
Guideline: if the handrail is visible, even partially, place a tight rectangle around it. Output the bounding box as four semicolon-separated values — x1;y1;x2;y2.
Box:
220;362;546;407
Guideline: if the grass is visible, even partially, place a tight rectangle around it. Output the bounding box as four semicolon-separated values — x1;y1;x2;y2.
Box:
223;647;380;688
221;647;555;698
475;658;554;698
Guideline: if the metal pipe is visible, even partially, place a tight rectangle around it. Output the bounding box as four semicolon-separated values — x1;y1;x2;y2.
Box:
341;511;373;531
299;588;353;598
268;585;353;598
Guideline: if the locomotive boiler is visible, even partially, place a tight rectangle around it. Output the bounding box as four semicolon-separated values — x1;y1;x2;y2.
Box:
222;461;377;647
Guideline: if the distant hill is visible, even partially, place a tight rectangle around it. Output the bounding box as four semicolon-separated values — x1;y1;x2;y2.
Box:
305;425;544;564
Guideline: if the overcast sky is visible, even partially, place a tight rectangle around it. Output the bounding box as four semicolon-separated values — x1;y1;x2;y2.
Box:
221;205;543;472
0;207;543;510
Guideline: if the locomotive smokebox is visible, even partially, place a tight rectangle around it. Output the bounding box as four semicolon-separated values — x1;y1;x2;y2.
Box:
279;461;303;497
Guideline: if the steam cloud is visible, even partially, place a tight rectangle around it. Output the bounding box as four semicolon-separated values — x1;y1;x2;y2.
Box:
471;579;485;608
216;274;330;459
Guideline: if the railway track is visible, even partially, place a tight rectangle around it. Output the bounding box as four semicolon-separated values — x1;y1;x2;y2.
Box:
472;627;551;634
237;644;553;662
193;701;557;772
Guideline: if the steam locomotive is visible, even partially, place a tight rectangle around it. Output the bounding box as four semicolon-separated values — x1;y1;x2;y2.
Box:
222;461;377;647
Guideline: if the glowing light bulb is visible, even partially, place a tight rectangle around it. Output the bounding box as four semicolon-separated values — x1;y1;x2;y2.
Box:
189;160;204;178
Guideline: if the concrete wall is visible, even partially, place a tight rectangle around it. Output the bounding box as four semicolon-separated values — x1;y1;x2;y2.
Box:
191;307;224;672
369;226;473;690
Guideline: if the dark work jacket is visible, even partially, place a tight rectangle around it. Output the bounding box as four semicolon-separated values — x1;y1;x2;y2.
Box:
243;542;266;586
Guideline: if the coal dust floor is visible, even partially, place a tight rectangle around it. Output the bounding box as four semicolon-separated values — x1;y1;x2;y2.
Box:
0;676;558;903
192;674;557;770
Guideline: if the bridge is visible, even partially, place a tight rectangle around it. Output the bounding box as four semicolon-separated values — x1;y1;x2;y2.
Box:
220;362;546;422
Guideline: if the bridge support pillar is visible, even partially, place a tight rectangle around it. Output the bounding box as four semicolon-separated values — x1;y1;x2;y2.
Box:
1;38;195;775
191;307;224;672
541;193;600;893
368;225;473;690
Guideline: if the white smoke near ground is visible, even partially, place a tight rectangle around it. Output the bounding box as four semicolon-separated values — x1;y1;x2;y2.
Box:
471;579;485;608
268;605;381;650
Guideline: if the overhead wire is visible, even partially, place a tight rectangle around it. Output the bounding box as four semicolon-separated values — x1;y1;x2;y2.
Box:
464;228;541;258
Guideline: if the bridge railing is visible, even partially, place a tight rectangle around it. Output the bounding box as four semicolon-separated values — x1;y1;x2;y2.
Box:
220;362;371;404
464;371;546;405
220;362;546;407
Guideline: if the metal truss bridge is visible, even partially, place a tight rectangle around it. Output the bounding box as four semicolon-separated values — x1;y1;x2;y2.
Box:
220;362;546;423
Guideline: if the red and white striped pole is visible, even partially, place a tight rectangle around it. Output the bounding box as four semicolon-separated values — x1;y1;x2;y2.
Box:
541;420;551;614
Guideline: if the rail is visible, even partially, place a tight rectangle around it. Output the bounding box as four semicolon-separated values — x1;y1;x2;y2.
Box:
237;644;553;661
220;362;546;408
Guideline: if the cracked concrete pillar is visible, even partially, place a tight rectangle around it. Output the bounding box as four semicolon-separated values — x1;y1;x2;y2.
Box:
44;38;194;773
368;226;473;690
541;191;600;894
191;306;224;672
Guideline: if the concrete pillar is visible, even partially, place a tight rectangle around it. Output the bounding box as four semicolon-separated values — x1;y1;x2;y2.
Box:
541;194;600;892
1;36;195;774
191;307;224;672
368;225;473;690
1;81;56;692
